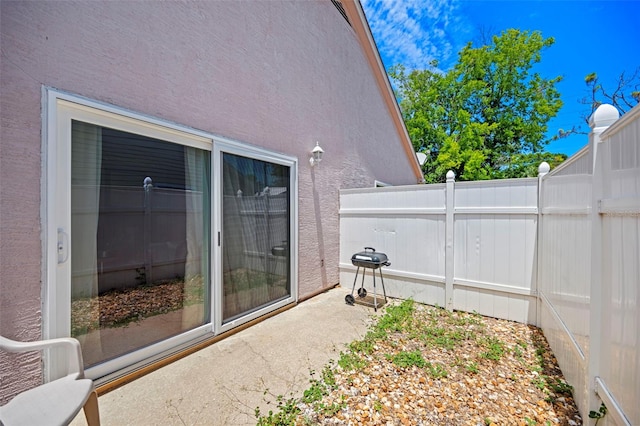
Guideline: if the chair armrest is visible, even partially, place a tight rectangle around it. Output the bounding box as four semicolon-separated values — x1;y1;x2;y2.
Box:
0;336;85;378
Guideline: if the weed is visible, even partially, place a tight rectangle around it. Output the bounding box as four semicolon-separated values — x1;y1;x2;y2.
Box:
349;334;375;355
547;377;573;395
321;365;337;390
513;344;523;360
589;402;607;425
425;362;448;378
465;361;479;374
315;399;346;417
255;393;300;426
420;323;469;350
337;351;367;371
532;376;546;390
388;350;426;368
448;311;484;327
479;337;505;361
135;267;147;285
433;331;459;350
302;378;326;404
374;299;415;336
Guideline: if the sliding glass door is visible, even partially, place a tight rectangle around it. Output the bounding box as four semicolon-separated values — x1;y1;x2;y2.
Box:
47;92;297;381
70;122;211;368
221;153;291;323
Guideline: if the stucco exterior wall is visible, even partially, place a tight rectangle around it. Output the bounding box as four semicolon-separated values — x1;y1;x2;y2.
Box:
0;0;418;401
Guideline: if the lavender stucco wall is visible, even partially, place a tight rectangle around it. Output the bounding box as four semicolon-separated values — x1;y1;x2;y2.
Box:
0;0;417;400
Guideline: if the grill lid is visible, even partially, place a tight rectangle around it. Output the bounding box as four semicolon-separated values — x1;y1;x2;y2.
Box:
351;247;389;268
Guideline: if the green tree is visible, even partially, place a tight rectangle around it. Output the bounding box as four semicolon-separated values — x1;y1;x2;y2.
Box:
391;29;563;182
499;152;567;179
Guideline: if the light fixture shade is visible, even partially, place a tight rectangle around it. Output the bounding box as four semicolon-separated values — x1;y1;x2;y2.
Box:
310;142;324;166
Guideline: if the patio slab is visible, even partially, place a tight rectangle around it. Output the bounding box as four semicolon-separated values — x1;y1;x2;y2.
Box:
71;286;378;425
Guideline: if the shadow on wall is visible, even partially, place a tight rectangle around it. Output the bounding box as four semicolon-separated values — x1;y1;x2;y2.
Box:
311;167;328;289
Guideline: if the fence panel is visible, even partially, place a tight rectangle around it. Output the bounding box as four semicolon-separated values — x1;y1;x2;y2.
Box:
340;184;447;306
596;106;640;426
538;148;593;417
452;179;539;323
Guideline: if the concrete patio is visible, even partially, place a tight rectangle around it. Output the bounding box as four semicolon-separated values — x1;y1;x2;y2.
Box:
71;286;379;425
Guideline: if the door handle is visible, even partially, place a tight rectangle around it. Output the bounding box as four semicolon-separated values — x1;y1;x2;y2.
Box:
57;228;69;264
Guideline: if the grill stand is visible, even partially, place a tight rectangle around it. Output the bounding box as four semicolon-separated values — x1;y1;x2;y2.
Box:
347;265;388;312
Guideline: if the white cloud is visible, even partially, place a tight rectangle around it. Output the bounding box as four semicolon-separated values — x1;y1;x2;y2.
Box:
361;0;466;71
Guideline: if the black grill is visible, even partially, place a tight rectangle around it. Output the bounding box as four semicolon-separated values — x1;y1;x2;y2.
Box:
346;247;389;311
351;248;389;269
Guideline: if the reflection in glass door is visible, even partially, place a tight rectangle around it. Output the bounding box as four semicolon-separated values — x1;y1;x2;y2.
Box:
71;121;211;368
221;153;291;323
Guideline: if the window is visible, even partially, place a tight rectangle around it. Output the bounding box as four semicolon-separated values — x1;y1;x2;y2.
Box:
45;90;297;381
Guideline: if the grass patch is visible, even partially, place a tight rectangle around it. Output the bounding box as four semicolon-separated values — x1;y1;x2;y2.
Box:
387;350;426;368
425;362;448;378
256;298;579;425
479;336;506;361
337;351;367;371
373;298;415;337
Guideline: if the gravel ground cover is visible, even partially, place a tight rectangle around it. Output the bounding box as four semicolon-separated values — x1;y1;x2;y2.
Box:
71;278;204;336
257;299;582;426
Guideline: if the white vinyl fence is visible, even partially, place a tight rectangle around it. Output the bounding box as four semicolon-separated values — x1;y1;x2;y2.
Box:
539;104;640;426
339;103;640;425
340;176;539;324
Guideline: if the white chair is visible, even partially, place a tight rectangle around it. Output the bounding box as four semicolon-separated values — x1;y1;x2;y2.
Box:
0;336;100;426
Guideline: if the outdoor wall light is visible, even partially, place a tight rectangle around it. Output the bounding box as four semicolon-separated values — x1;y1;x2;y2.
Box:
415;151;427;166
310;142;324;166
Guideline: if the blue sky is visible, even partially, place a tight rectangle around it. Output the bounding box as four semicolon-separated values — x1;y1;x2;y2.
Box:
361;0;640;156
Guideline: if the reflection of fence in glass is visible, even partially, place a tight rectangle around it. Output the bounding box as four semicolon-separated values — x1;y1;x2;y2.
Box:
71;185;205;295
223;191;289;320
71;183;208;365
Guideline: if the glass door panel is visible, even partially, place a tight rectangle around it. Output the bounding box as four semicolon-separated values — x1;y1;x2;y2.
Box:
222;153;290;323
71;121;210;368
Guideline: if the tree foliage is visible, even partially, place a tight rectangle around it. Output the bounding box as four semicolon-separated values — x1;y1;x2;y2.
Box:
390;29;564;183
583;67;640;116
553;68;639;141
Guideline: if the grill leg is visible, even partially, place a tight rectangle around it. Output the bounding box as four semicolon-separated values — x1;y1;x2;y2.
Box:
372;268;378;312
351;266;360;296
378;268;388;303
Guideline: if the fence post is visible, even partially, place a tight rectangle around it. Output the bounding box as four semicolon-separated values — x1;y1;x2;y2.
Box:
535;162;550;326
143;176;154;285
445;170;455;311
587;104;619;418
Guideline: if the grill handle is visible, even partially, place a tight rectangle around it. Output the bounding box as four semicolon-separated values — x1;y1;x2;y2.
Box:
383;261;391;267
364;246;375;252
